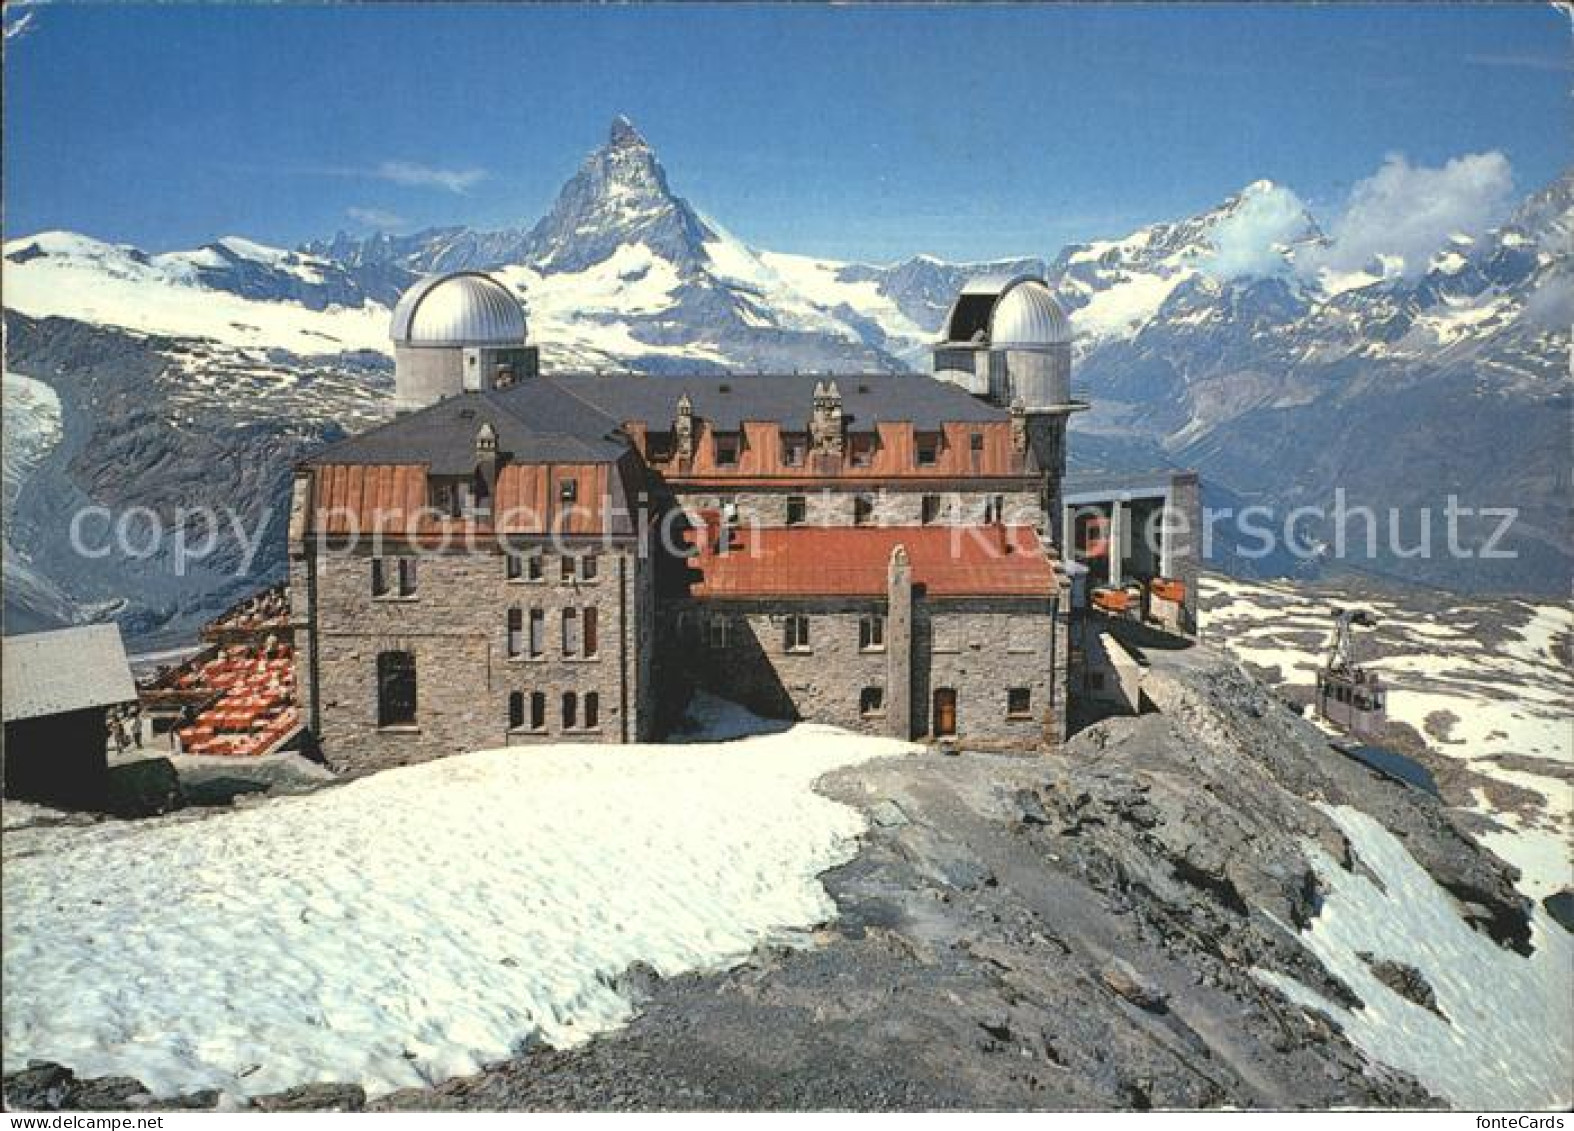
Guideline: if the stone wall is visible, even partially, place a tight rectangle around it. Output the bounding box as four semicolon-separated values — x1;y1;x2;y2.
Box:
664;591;1061;751
914;598;1061;749
293;539;652;773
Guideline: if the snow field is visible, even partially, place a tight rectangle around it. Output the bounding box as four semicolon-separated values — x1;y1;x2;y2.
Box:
2;724;916;1099
1200;575;1573;898
1257;804;1573;1110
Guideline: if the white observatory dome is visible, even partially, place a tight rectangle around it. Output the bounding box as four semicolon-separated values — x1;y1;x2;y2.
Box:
988;276;1072;348
390;272;527;347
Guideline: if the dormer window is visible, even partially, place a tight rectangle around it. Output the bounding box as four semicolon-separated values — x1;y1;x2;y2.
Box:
916;434;940;467
783;434;807;467
559;477;578;502
849;434;877;468
715;435;740;467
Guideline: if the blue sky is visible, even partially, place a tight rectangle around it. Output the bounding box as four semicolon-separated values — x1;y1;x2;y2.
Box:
4;3;1569;262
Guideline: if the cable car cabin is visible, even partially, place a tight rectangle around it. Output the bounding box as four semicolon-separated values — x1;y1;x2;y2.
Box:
1316;666;1387;738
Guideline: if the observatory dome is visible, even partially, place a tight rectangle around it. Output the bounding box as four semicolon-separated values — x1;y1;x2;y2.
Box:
988;277;1072;348
390;272;527;347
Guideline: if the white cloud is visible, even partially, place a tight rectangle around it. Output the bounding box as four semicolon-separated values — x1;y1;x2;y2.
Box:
1303;152;1515;281
347;206;408;230
374;160;486;194
3;5;37;41
1198;182;1312;280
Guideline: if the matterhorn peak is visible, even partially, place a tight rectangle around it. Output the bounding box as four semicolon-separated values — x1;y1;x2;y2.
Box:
609;114;647;150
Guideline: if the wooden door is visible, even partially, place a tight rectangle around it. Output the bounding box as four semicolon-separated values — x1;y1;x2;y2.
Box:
933;688;957;737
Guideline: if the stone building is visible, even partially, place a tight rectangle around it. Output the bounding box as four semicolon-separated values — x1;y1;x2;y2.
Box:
289;269;1193;771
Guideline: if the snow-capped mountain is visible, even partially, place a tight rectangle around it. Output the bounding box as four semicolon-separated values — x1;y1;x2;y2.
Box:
1063;172;1571;594
2;117;1569;640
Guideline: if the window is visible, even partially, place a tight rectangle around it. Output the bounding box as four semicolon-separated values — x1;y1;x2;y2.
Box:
430;481;459;517
707;614;730;649
526;550;544;582
559;477;578;502
505;551;523;581
921;494;941;524
715;435;740;466
495;364;515;388
562;608;580;657
860;686;885;716
397;558;417;597
530;691;546;730
584;692;600;730
470;472;493;518
970;431;984;454
849;434;876;467
371;558;389;598
376;651;416;728
984;494;1004;524
581;552;598;582
528;608;545;658
1007;688;1032;719
584;608;599;658
786;495;807;526
507;607;524;658
916;434;939;466
509;691;525;730
562;691;578;730
561;554;576;583
853;494;874;526
783;435;807;466
784;614;811;653
859;613;885;652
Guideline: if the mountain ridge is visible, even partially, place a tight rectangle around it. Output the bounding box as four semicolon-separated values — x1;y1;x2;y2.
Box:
2;118;1569;640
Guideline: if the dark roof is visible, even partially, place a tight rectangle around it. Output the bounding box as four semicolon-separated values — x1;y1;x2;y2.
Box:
303;386;627;474
3;624;136;722
545;373;1006;431
305;373;1006;472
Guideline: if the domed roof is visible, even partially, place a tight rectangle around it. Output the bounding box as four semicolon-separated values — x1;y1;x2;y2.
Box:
390;272;527;347
986;276;1071;348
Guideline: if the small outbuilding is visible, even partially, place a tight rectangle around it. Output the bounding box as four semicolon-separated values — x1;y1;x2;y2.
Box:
3;624;136;807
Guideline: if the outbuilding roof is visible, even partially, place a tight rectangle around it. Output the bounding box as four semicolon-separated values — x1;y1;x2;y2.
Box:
2;624;137;723
683;524;1055;599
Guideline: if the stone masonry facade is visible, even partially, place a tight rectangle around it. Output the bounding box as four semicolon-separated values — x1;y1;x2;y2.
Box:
292;538;654;774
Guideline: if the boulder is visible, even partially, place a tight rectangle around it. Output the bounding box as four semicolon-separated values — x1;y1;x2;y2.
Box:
103;758;184;818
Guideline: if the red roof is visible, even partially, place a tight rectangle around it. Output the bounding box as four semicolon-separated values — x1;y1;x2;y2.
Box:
684;524;1055;599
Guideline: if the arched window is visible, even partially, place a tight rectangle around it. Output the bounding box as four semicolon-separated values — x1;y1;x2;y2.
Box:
377;651;416;727
562;691;578;729
584;692;600;729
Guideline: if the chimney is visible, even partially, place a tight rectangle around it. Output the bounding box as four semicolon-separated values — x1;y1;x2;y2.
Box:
811;380;845;457
1009;398;1029;455
675;393;695;461
885;544;913;740
475;421;499;496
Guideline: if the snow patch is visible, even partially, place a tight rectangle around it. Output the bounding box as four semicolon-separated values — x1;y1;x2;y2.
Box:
2;724;916;1099
1257;803;1572;1110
